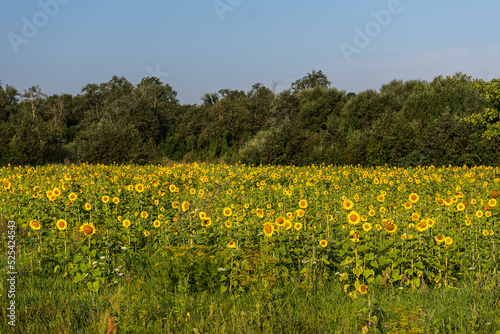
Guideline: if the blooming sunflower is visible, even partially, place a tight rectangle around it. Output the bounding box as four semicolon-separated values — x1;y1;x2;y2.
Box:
296;209;305;218
30;220;41;230
122;219;131;228
102;195;109;203
223;207;232;217
224;220;232;228
476;210;484;218
140;211;149;219
358;284;368;295
68;193;77;201
343;200;354;210
171;201;179;209
362;223;372;232
113;197;120;204
135;184;144;193
409;193;419;203
84;203;92;211
227;241;236;248
482;230;489;236
201;218;212;227
347;211;360;225
319;239;328;248
144;230;150;237
263;223;274;237
153;220;161;228
182;201;189;212
444;237;453;246
298;199;308;209
56;219;67;231
294;222;303;231
80;222;96;236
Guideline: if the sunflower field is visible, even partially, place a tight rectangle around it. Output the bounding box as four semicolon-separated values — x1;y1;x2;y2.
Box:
1;163;499;299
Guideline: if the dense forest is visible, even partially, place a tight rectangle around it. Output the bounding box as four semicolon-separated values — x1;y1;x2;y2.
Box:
1;71;499;167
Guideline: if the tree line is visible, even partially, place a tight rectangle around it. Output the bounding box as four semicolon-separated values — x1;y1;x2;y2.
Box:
1;71;499;167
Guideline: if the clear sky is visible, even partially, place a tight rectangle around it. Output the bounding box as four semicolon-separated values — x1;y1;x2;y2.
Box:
1;0;499;104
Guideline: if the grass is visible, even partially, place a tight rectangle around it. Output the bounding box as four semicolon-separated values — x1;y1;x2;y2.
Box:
2;256;500;334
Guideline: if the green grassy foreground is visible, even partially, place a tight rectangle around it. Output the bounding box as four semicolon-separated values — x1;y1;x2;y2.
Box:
2;264;500;334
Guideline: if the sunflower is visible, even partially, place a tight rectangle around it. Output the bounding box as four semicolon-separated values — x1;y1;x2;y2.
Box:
377;195;384;202
56;219;67;231
122;219;131;228
182;201;189;212
350;230;360;242
347;211;360;225
227;241;236;248
358;284;368;295
368;209;376;216
30;220;41;230
456;202;465;211
143;230;150;237
80;222;96;236
409;193;419;203
294;222;303;231
53;187;61;197
223;207;232;217
488;198;497;207
224;220;232;228
169;184;176;192
444;237;453;246
404;202;412;210
201;218;212;227
153;220;161;228
411;212;420;221
362;223;372;232
199;212;206;219
343;200;354;210
190;188;196;195
135;184;144;192
375;224;382;231
319;240;328;248
490;189;500;198
296;209;305;218
263;223;274;237
275;217;285;226
140;211;149;219
102;195;109;203
465;219;472;226
416;219;428;232
84;203;92;211
434;234;444;243
68;193;77;201
299;199;308;209
476;210;484;218
384;221;397;233
112;197;120;204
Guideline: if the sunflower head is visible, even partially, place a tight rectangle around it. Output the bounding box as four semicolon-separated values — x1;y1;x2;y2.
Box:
80;223;96;236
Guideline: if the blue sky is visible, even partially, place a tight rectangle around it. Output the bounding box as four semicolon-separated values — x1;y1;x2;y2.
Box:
1;0;499;104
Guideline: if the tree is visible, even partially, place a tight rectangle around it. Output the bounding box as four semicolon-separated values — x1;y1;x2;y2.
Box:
465;78;500;139
291;70;331;92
